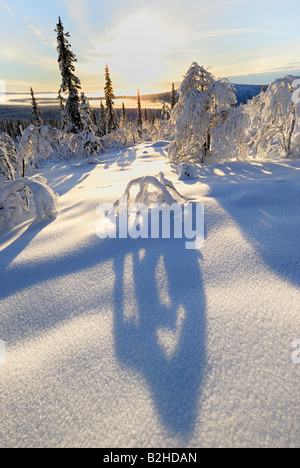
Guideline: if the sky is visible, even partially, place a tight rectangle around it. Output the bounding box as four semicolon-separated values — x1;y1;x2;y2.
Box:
0;0;300;100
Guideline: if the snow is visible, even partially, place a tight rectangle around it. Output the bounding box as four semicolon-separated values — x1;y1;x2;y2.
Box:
0;141;299;448
178;163;198;180
0;176;58;229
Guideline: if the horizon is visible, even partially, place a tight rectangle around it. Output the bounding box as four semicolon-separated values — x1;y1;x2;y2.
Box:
1;0;300;98
0;83;265;108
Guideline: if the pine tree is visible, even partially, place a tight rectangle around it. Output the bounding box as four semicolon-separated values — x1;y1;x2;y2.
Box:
30;87;43;126
57;89;68;130
55;16;83;134
161;103;169;120
137;89;142;128
79;92;101;155
104;64;118;134
91;108;98;126
80;93;95;131
58;89;65;111
98;100;106;137
120;102;127;128
171;83;177;109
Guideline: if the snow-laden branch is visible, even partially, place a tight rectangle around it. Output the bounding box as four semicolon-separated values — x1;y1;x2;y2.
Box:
113;172;189;212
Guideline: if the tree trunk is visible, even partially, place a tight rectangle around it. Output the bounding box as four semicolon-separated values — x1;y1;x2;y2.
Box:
287;105;296;156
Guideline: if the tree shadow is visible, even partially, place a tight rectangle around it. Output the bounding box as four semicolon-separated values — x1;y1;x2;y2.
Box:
0;217;56;279
0;218;207;437
101;147;137;170
40;160;97;197
101;142;169;170
113;235;206;436
191;160;300;286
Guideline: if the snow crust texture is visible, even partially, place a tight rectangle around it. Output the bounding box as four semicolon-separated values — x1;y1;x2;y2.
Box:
0;142;299;448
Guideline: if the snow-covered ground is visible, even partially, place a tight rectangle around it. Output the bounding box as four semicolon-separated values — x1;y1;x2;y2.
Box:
0;142;299;448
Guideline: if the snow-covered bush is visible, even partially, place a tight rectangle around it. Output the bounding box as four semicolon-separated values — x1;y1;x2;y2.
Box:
18;125;62;172
244;75;300;158
54;132;83;159
101;122;152;149
102;128;128;151
0;176;59;229
0;132;21;180
169;63;236;164
147;118;174;142
178;163;198;180
211;105;250;161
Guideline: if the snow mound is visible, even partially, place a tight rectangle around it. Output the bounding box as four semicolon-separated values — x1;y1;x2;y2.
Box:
178;163;198;180
0;176;59;229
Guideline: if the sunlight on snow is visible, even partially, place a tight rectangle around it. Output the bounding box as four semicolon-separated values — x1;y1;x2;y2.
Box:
155;255;172;308
156;306;186;360
138;248;146;261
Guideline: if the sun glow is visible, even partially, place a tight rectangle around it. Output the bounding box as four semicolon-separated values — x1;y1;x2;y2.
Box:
110;13;181;94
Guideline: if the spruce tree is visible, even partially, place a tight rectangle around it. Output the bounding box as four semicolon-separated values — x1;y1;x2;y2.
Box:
104;64;118;134
137;89;142;128
30;87;43;126
161;103;169;120
98;100;106;137
120;102;127;128
79;92;101;155
171;83;177;109
80;92;96;132
55;16;83;134
57;89;68;130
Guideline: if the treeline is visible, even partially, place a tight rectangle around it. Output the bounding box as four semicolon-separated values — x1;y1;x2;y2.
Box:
0;107;162;140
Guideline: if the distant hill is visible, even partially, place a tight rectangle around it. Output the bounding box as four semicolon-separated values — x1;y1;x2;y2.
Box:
233;84;265;105
138;84;264;106
0;84;264;122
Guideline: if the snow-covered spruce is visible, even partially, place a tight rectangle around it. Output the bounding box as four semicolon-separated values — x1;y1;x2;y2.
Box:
79;92;103;157
30;87;43;127
56;17;83;134
0;176;59;229
104;64;119;135
0;132;22;180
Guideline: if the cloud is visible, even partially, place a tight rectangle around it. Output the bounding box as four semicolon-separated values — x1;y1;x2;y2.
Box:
0;0;15;16
26;21;56;50
0;39;57;70
59;0;89;29
28;24;43;37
